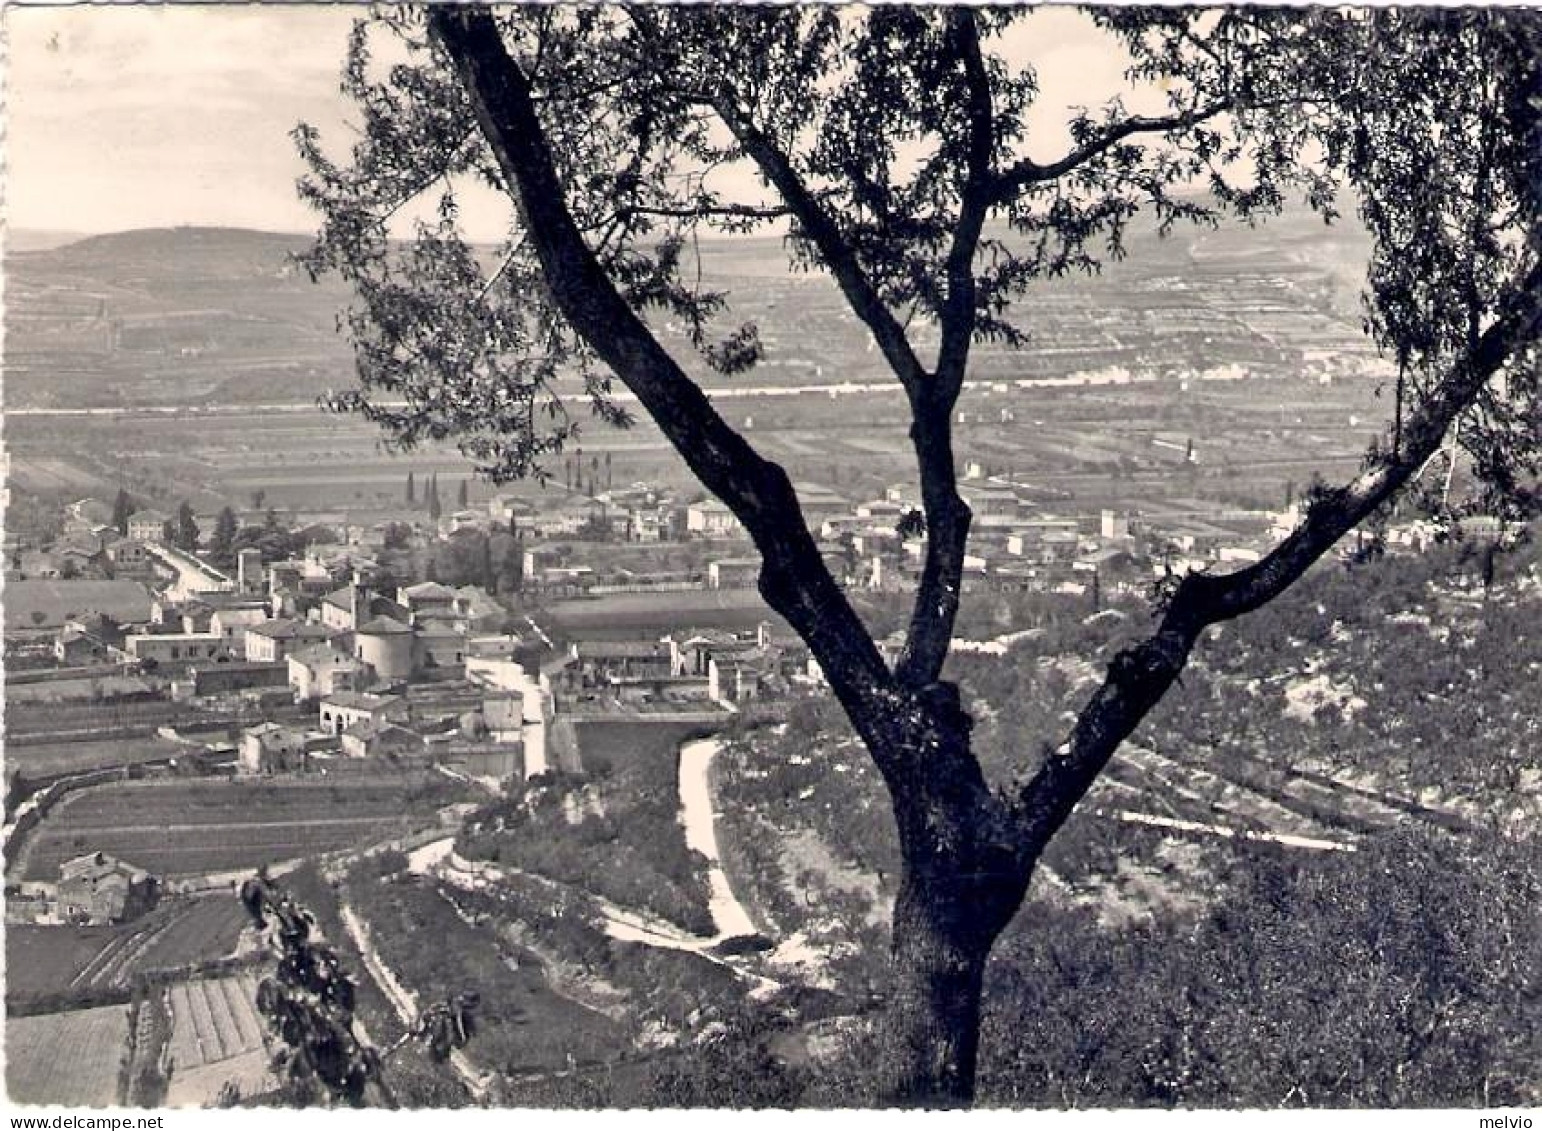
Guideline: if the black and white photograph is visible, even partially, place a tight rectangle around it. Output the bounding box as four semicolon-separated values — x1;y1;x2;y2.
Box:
2;1;1540;1118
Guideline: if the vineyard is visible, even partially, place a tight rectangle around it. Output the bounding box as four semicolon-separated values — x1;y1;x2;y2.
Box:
5;1004;130;1106
14;773;471;881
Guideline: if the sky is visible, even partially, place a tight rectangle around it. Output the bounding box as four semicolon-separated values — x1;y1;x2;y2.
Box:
2;3;1140;239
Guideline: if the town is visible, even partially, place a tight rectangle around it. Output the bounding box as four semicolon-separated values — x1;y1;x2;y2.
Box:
5;212;1538;1106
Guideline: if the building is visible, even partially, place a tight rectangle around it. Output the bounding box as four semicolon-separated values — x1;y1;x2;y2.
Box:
124;632;231;667
319;691;407;736
53;613;126;665
685;499;742;539
415;623;469;671
210;606;271;652
569;639;676;690
791;482;851;523
452;586;506;634
708;557;760;590
126;510;169;544
57;852;158;925
289;644;365;701
340;720;426;760
105;537;154;580
320;584;363;632
399;580;458;619
354;615;415;681
55;625;114;665
237;547;265;595
239;722;308;775
244;618;339;663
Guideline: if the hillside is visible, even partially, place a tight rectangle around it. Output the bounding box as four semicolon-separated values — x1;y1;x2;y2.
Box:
3;202;1376;411
3;227;356;410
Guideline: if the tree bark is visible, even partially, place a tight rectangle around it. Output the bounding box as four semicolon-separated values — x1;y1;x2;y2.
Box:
871;714;1035;1106
884;877;995;1106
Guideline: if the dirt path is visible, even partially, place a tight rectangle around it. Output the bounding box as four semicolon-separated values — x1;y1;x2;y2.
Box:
677;737;758;940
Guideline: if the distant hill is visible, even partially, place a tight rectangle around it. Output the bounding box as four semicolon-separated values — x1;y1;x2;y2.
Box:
2;203;1374;411
5;229;93;254
3;227;358;410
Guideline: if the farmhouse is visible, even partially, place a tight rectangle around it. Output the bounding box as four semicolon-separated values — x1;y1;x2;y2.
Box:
239;722;308;775
57;852;159;925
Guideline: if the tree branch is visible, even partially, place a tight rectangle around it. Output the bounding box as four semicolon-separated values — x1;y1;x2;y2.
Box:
992;99;1234;205
427;4;906;765
892;11;993;689
1011;254;1542;853
709;99;933;398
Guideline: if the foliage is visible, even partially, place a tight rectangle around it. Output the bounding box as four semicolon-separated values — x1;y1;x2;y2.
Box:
241;871;480;1107
978;826;1542;1108
457;724;715;935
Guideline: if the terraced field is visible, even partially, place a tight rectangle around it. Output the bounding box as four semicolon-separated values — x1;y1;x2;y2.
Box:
163;973;276;1107
5;1005;130;1106
16;774;471;881
166;973;265;1068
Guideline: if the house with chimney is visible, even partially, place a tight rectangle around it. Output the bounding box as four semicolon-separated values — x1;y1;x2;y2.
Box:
57;852;158;925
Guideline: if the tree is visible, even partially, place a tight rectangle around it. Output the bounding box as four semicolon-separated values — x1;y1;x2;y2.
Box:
298;7;1542;1104
427;474;443;521
172;501;200;552
211;506;240;566
112;488;133;536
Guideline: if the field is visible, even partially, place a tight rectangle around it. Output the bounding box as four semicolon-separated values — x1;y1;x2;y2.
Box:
13;774;471;882
165;973;266;1067
5;1005;131;1106
162;973;274;1107
4;736;188;780
6;895;250;1004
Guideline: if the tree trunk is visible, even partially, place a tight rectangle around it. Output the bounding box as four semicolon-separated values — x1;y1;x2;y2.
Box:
883;876;998;1106
870;707;1034;1107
